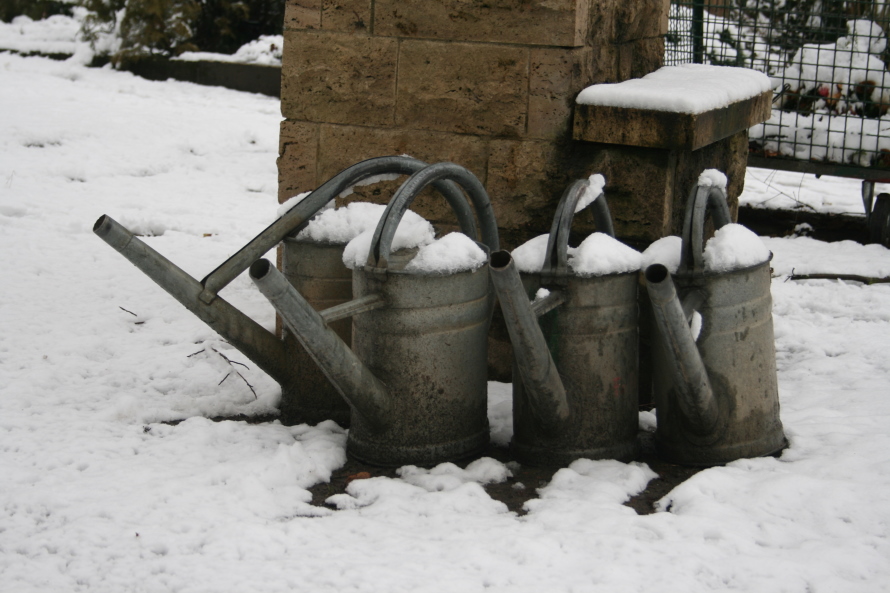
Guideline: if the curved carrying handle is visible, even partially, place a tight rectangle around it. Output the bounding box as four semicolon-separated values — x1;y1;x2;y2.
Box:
678;180;733;275
366;162;500;269
542;177;615;275
199;155;478;301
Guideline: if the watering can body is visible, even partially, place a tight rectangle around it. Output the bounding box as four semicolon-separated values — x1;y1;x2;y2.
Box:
347;260;493;465
253;162;500;466
491;179;639;467
650;260;785;465
280;238;353;427
511;269;639;466
645;181;786;466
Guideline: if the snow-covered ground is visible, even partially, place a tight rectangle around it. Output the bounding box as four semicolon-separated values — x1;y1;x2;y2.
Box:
3;40;890;593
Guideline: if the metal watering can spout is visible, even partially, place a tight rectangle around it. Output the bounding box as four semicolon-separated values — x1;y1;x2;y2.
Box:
488;178;617;438
643;182;733;437
644;185;732;436
489;250;569;435
94;156;477;423
249;258;393;431
643;262;718;436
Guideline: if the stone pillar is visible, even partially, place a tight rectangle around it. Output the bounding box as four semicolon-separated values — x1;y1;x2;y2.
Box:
278;0;670;247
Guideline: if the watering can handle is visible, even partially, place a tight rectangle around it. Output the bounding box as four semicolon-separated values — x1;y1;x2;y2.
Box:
367;162;500;269
198;155;477;302
541;177;615;275
679;181;733;275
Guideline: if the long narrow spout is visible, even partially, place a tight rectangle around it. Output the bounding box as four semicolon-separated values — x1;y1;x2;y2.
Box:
249;259;392;432
644;264;719;436
488;251;569;435
93;215;296;389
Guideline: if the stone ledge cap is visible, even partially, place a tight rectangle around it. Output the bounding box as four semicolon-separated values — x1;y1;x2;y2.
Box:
573;64;774;151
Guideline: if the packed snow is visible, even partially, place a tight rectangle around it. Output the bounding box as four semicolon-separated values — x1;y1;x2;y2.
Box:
576;64;771;114
512;231;641;276
340;211;436;270
574;173;605;213
703;223;772;272
3;32;890;593
641;235;684;273
404;232;488;274
569;233;642;277
698;168;728;189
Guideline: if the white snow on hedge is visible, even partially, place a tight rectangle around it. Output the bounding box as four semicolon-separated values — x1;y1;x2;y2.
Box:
569;232;642;276
576;64;771;114
176;35;284;66
0;11;83;55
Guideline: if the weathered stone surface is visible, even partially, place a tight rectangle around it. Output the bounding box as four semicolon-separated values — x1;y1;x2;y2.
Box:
528;47;593;139
396;41;528;136
316;124;489;224
281;30;397;126
375;0;589;47
278;120;319;202
573;90;773;151
486;139;573;234
671;130;749;232
322;0;372;32
285;0;321;30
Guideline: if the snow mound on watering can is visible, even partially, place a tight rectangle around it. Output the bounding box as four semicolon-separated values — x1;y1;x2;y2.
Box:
641;235;683;274
297;202;431;245
340;208;436;269
703;223;771;272
510;234;579;273
569;233;642;277
405;232;487;274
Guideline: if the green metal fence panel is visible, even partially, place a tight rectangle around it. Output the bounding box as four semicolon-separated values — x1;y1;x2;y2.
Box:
668;0;890;179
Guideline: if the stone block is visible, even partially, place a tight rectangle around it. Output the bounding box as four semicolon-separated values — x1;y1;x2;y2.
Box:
322;0;372;33
374;0;589;47
278;120;319;202
281;30;397;126
316;124;490;225
395;40;528;136
285;0;321;30
573;90;773;151
528;47;594;139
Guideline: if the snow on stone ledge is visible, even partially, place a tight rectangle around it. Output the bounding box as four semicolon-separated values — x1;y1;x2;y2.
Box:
576;64;772;114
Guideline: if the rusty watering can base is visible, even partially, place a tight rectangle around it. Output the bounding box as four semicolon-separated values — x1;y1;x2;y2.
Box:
347;429;490;468
649;255;787;467
510;438;639;467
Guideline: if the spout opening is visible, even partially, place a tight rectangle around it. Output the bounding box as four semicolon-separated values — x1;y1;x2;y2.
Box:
645;263;668;284
249;259;273;280
490;250;512;270
93;215;109;234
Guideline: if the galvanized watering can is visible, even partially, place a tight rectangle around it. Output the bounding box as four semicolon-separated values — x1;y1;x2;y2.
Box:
250;162;500;466
94;156;480;427
489;179;639;466
643;182;786;466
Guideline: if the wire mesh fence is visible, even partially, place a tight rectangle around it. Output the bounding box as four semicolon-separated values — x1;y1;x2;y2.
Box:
667;0;890;179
